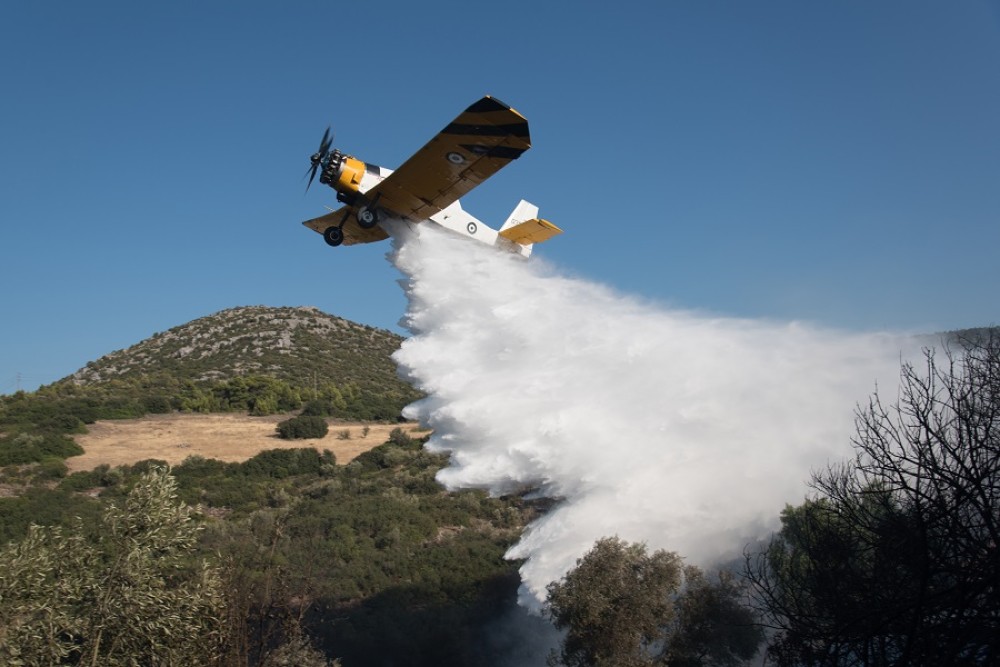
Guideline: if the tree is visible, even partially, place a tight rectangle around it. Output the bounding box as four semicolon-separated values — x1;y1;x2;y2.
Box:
0;467;227;666
546;537;684;667
546;538;762;667
666;567;763;667
747;332;1000;666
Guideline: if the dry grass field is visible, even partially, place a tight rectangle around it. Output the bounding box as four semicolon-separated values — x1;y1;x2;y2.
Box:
68;413;428;472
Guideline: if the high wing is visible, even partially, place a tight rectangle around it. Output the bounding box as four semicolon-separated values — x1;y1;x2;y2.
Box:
366;96;531;222
302;206;389;246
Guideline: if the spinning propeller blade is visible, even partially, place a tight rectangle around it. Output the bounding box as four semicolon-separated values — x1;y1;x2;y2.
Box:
305;126;334;192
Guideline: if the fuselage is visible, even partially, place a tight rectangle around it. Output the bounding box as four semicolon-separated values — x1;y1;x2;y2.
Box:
350;160;522;256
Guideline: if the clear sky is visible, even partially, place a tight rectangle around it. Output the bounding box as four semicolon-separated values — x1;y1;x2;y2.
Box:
2;1;998;393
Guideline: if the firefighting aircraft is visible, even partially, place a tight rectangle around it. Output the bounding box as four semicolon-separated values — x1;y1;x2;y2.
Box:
302;96;561;258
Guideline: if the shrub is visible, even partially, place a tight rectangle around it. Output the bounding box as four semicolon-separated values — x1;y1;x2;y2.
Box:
300;399;334;417
33;457;68;481
0;432;84;466
141;395;173;414
276;416;328;440
388;427;415;448
241;448;334;479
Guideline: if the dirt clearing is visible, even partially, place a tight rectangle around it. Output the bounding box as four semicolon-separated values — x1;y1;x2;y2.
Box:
69;413;428;472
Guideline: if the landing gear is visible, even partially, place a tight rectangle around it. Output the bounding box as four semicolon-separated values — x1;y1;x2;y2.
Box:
323;226;344;247
357;206;379;229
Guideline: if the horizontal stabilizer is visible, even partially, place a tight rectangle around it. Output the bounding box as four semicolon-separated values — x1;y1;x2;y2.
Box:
497;218;563;244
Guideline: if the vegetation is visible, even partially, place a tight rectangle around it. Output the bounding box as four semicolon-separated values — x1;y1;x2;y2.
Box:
0;431;82;466
746;331;1000;665
64;306;417;408
0;306;422;467
2;315;995;665
546;537;684;667
0;433;537;666
545;537;762;667
0;467;227;666
276;415;330;440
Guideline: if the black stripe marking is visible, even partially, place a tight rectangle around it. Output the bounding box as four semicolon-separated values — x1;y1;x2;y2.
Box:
442;122;529;138
460;144;527;160
465;97;510;113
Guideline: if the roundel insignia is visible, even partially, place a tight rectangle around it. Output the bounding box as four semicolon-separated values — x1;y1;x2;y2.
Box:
446;152;466;165
467;222;478;235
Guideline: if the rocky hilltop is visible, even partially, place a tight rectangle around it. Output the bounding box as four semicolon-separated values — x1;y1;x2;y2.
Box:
65;306;416;402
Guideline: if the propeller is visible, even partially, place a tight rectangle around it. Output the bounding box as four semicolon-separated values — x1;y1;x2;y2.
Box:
305;126;334;192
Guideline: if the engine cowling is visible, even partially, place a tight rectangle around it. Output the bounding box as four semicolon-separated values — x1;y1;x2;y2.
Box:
322;154;366;198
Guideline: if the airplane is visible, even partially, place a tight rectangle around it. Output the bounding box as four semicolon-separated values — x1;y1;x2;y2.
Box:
302;96;562;258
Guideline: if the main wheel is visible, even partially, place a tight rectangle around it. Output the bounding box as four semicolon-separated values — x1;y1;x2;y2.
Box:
323;226;344;247
357;206;379;229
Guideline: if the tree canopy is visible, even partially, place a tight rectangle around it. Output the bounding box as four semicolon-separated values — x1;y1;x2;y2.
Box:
0;467;227;666
747;332;1000;666
546;537;761;667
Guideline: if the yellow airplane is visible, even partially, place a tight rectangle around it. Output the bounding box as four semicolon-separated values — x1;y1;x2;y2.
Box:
302;96;562;257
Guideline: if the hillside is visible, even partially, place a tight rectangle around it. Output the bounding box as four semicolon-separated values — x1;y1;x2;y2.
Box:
67;305;408;391
42;305;424;420
0;306;423;467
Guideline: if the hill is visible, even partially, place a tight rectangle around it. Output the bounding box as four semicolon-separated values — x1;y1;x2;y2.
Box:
67;305;409;392
49;304;423;420
0;306;423;467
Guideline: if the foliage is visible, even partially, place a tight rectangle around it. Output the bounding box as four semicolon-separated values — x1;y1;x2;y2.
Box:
0;307;423;472
546;537;684;667
0;467;226;666
301;398;336;417
0;428;538;666
59;463;123;492
276;415;330;440
195;436;533;666
0;431;83;466
0;487;102;544
45;306;423;417
666;567;763;667
260;631;340;667
240;447;334;478
546;538;763;667
746;332;1000;666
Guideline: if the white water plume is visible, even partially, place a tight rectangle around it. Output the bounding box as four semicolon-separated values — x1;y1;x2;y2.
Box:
387;221;910;610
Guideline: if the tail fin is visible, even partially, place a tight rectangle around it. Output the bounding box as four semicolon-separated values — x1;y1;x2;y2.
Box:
497;200;562;257
500;200;540;232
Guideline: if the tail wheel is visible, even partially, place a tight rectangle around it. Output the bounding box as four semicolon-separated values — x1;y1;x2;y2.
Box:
357;206;379;229
323;226;344;247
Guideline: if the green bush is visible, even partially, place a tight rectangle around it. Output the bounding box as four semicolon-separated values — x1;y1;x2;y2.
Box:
240;448;333;479
0;487;102;543
0;432;84;466
59;469;105;492
300;399;334;417
276;415;328;440
33;457;68;481
141;395;173;414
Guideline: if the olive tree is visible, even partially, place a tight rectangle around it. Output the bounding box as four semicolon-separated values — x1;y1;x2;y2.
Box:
0;467;227;666
546;537;761;667
546;537;683;667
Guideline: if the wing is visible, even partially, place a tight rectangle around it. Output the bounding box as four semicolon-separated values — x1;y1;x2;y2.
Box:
366;96;531;221
302;206;389;245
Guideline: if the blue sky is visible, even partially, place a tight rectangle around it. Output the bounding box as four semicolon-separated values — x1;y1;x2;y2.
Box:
2;1;998;393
